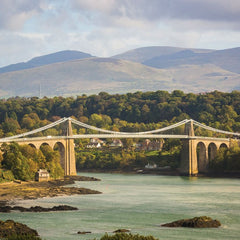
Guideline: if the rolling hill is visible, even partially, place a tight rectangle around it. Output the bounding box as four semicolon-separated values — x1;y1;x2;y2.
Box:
0;46;240;97
0;50;93;74
113;46;240;74
142;48;240;74
112;46;213;63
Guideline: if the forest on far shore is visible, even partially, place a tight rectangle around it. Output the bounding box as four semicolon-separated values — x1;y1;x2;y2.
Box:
0;90;240;135
0;90;240;181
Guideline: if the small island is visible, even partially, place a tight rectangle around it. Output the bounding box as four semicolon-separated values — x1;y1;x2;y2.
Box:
161;216;221;228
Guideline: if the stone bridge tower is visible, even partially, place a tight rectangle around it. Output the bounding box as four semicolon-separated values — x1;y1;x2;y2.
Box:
180;120;198;176
62;118;77;176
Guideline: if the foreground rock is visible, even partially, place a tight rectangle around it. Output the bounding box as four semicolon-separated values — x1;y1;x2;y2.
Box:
0;205;78;213
113;229;130;233
0;219;39;238
77;231;92;234
162;216;221;228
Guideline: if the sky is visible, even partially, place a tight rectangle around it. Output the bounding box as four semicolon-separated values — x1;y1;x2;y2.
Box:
1;0;240;67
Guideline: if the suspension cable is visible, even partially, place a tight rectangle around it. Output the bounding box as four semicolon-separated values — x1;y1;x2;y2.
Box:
0;117;68;140
193;120;240;136
70;118;190;135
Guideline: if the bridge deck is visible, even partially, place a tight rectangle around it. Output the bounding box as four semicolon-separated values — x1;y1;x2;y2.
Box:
0;134;230;143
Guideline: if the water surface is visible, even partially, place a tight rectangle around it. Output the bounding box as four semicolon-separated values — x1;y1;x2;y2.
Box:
1;173;240;240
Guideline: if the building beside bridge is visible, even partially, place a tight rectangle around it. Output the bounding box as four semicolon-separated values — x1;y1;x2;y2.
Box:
35;169;50;181
86;138;105;148
136;139;164;151
110;139;123;147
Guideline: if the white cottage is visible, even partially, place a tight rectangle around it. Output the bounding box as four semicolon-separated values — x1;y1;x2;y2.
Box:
35;169;50;182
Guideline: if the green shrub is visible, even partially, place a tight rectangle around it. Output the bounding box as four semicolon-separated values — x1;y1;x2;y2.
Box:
0;169;15;183
2;170;15;180
5;234;42;240
98;233;159;240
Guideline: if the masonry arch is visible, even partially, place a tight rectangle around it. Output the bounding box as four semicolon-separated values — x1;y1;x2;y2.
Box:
208;142;218;161
39;143;53;162
53;142;65;171
40;142;52;149
220;143;228;149
28;143;37;149
197;142;208;173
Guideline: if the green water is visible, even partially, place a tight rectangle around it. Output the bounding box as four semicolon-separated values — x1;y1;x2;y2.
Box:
1;173;240;240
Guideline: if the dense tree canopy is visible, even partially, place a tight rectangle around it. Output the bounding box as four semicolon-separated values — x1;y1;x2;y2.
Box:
0;90;239;137
0;90;239;176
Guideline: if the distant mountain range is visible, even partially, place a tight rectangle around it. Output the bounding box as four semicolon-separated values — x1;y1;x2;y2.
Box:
0;50;93;74
0;46;240;98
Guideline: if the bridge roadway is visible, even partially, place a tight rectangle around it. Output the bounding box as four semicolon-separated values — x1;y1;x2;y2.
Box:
0;134;230;142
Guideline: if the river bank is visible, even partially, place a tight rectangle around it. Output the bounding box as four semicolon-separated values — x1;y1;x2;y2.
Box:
0;175;101;205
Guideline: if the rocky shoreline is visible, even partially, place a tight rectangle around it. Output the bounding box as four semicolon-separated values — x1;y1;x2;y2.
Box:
0;205;78;213
0;176;102;239
0;175;101;204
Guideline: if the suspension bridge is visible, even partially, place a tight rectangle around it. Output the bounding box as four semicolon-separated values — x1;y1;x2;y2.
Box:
0;117;239;176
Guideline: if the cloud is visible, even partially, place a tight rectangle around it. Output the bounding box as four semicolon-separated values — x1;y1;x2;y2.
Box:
0;31;46;66
131;0;240;22
1;0;240;67
2;0;240;32
0;0;44;30
71;0;116;14
70;0;240;30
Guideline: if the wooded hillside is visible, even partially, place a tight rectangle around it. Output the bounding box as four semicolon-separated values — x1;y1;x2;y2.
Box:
0;90;239;137
0;90;240;177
